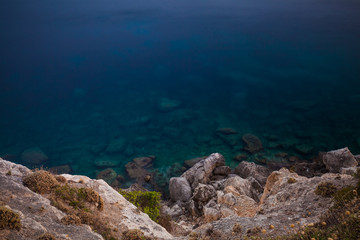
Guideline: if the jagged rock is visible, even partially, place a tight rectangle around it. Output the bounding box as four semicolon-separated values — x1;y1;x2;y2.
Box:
163;204;184;219
203;206;221;222
223;176;252;198
213;166;231;176
217;189;258;217
21;147;48;165
235;161;271;186
169;177;192;202
355;155;360;164
242;134;263;154
191;168;357;240
105;138;126;153
321;147;358;173
193;184;216;203
181;153;225;189
0;158;172;239
340;167;358;175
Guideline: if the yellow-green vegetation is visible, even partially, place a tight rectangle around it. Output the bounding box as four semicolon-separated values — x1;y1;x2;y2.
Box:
119;190;161;222
315;182;337;197
22;170;116;240
37;232;57;240
23;170;59;194
0;206;21;231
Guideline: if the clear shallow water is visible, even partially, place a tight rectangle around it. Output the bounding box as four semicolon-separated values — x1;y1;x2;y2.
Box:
1;0;360;184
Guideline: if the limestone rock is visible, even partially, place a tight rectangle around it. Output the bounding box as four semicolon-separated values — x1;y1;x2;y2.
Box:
242;134;263;154
181;153;225;189
169;177;192;202
235;161;271;186
0;158;173;240
21;147;48;165
213;166;231;176
223;176;252;198
193;184;216;203
321;147;358;173
203;206;221;223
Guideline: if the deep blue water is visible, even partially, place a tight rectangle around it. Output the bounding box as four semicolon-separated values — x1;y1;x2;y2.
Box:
1;0;360;186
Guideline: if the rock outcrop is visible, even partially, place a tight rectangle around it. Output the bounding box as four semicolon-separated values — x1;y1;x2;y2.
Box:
0;158;172;240
321;147;358;173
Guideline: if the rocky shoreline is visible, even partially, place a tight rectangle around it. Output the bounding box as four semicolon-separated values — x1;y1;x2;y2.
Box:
1;147;359;239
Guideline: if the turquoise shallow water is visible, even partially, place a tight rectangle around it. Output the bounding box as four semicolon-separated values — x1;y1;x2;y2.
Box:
0;0;360;187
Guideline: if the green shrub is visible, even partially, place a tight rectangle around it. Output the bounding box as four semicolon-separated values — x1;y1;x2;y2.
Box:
0;206;21;230
119;190;161;222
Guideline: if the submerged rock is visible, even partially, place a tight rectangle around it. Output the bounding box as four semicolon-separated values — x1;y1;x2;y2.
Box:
105;138;127;153
242;134;263;154
157;98;181;112
215;128;238;135
21;147;48;165
96;168;117;185
133;156;154;169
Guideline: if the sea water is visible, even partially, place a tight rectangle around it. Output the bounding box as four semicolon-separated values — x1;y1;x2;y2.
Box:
1;0;359;185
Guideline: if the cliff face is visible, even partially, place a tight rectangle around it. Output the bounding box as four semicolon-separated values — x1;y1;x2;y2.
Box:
165;149;359;239
0;158;172;240
1;147;359;240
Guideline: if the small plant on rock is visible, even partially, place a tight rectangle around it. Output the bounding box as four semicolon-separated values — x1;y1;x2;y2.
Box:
119;190;161;222
315;182;337;197
0;206;21;230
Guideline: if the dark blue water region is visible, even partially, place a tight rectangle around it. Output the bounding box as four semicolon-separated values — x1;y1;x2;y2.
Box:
1;0;360;186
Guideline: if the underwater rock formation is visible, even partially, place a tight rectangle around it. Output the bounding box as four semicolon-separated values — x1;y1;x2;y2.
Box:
20;147;48;165
242;134;263;154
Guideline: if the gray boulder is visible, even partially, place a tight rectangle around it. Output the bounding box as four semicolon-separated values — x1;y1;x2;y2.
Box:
193;184;216;203
321;147;358;173
235;161;271;186
169;177;192;202
181;153;225;189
